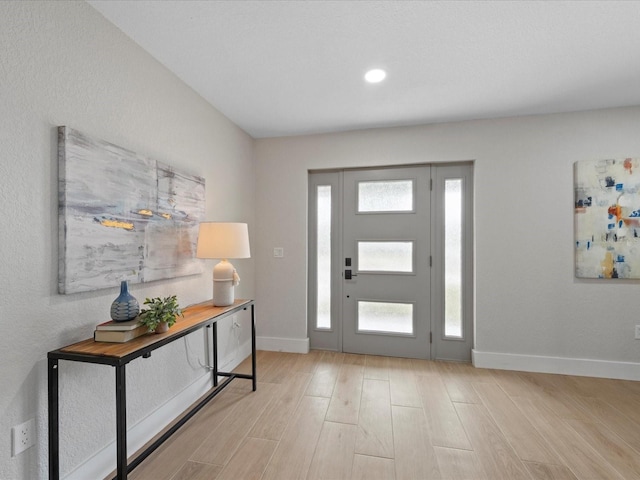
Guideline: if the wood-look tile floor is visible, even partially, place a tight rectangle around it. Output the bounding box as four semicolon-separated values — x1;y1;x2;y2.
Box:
126;350;640;480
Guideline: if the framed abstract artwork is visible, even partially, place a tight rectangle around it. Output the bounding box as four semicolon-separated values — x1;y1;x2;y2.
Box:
574;157;640;278
58;127;205;294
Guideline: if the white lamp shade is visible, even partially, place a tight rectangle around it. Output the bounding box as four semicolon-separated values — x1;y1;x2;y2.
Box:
196;222;251;259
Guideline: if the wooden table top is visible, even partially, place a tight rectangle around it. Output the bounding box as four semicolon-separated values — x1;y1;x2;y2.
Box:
53;299;252;360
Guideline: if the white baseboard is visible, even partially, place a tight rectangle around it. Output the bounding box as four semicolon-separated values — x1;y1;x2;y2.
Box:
472;349;640;381
256;335;310;354
64;339;251;480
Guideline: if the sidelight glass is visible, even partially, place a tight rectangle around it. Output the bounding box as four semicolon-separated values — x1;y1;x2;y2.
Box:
357;180;414;212
444;179;463;337
316;185;332;329
358;241;414;273
358;300;414;334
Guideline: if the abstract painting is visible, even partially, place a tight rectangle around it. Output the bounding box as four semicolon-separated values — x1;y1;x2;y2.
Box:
575;157;640;278
58;127;205;294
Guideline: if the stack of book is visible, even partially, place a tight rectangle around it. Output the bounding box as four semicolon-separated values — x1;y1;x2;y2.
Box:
94;317;149;343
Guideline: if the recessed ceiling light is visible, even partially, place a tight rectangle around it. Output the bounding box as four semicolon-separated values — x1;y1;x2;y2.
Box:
364;68;386;83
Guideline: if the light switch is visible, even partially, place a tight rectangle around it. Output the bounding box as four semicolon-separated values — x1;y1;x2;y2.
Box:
273;247;284;258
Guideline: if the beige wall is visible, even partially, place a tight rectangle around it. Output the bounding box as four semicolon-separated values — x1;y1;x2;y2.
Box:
0;2;255;478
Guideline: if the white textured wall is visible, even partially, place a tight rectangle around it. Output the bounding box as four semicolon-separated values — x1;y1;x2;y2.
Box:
0;2;254;479
254;107;640;370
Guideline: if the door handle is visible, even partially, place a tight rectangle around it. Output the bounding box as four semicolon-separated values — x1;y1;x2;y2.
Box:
345;269;358;280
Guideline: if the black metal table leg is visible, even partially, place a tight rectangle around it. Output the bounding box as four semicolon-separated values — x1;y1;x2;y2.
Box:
115;365;127;480
251;304;256;391
212;322;218;387
48;358;59;480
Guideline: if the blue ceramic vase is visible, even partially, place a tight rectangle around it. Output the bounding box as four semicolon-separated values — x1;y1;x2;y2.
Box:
110;280;140;321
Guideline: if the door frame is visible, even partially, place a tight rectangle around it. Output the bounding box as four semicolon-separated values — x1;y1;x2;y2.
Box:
308;163;474;361
308;170;343;352
431;163;475;361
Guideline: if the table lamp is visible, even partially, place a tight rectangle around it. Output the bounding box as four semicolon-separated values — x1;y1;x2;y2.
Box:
196;222;251;306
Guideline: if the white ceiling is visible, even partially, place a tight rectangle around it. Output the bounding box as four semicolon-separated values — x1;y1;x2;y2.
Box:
88;0;640;139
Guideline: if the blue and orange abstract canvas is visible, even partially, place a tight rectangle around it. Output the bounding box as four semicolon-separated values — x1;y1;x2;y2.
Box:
575;157;640;278
58;127;205;294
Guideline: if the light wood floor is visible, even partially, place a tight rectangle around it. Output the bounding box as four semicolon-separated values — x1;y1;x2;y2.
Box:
126;350;640;480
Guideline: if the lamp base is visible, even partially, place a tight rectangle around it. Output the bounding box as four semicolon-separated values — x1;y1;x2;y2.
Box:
213;260;236;306
213;281;234;306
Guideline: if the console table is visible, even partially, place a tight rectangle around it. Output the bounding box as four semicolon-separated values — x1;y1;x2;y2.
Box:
48;299;256;480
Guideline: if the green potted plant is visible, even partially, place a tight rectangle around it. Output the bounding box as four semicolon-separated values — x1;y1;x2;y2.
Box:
138;295;183;333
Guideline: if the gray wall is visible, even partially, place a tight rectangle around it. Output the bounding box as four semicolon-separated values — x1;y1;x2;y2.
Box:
254;107;640;376
0;2;255;478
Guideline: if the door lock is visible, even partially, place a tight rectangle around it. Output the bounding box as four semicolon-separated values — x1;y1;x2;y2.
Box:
345;258;357;279
345;269;357;280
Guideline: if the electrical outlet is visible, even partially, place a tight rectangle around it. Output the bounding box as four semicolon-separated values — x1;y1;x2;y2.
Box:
12;418;35;456
635;325;640;340
273;247;284;258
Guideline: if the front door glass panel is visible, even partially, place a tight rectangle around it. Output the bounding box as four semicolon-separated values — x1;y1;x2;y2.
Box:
316;185;332;329
444;179;463;338
357;300;414;335
357;241;414;273
357;180;414;213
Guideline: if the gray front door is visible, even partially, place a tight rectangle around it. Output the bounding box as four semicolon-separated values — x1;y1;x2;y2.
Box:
341;166;431;359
